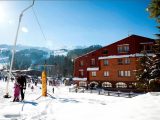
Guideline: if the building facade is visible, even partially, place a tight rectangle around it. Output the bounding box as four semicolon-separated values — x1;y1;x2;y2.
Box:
73;35;155;89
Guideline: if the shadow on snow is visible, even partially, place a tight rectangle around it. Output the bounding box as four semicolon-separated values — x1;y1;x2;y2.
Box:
23;101;38;106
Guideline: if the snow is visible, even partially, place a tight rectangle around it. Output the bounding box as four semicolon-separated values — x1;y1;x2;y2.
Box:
87;67;99;71
99;53;154;60
53;49;68;56
0;57;9;61
140;42;154;44
73;77;87;81
0;80;160;120
0;64;4;70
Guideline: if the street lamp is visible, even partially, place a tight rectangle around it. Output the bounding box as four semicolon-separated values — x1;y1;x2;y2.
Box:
4;0;35;98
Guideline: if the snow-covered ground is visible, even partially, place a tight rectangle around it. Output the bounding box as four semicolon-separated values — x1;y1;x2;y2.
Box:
0;80;160;120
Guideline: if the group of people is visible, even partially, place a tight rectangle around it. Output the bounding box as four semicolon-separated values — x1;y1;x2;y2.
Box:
0;75;8;82
13;74;26;102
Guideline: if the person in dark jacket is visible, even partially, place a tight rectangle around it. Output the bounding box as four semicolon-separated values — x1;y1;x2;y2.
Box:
17;75;26;101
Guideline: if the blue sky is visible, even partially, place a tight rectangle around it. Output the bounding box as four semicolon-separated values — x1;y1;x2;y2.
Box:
0;0;158;50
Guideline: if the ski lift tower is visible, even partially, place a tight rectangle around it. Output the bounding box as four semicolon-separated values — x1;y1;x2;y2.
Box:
4;0;35;98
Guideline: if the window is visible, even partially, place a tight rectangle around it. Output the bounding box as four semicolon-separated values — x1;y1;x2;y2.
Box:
79;82;87;87
118;59;123;65
140;45;144;52
124;71;131;77
79;70;84;77
118;45;123;53
124;45;129;52
89;81;99;88
102;82;112;88
118;70;131;77
91;59;95;66
80;71;84;77
145;45;153;53
117;44;129;53
104;59;109;66
118;58;130;65
140;45;153;53
124;58;130;64
146;45;152;51
118;71;124;77
80;60;84;66
102;50;108;55
104;71;109;77
91;71;96;77
116;82;127;88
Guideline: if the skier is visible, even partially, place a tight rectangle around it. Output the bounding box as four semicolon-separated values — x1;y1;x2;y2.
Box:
34;80;37;86
13;81;20;102
31;85;34;92
17;75;26;101
52;87;54;93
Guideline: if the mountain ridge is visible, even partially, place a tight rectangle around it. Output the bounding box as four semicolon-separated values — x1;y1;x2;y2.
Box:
0;44;102;77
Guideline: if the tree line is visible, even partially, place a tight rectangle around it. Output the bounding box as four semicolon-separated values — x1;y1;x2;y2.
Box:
4;45;102;78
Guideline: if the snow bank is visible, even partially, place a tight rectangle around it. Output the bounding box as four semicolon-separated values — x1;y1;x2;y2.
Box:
0;81;159;120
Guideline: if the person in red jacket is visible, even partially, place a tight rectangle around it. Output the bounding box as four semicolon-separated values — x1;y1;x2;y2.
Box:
13;81;20;102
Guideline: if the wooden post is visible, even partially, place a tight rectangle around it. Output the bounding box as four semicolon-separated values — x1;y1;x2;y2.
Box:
108;91;110;96
42;70;47;96
98;89;101;95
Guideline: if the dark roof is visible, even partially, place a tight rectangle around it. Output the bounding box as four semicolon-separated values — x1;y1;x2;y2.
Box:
75;35;155;60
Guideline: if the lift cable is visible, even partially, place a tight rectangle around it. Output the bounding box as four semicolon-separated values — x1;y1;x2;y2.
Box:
32;7;47;41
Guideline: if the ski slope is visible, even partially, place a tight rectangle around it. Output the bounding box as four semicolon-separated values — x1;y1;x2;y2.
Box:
0;80;160;120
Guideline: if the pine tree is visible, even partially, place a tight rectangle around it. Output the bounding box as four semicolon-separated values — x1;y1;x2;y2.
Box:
148;0;160;80
136;52;153;91
136;0;160;91
147;0;160;23
147;0;160;91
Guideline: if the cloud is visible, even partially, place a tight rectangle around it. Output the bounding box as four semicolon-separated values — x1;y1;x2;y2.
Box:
21;27;28;33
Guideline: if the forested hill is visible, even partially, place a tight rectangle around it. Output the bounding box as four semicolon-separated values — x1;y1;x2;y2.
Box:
67;45;102;59
47;45;102;77
14;49;49;70
0;44;102;77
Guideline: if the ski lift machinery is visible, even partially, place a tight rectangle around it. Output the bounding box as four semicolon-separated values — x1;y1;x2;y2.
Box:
34;60;55;99
4;0;35;98
4;0;54;99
